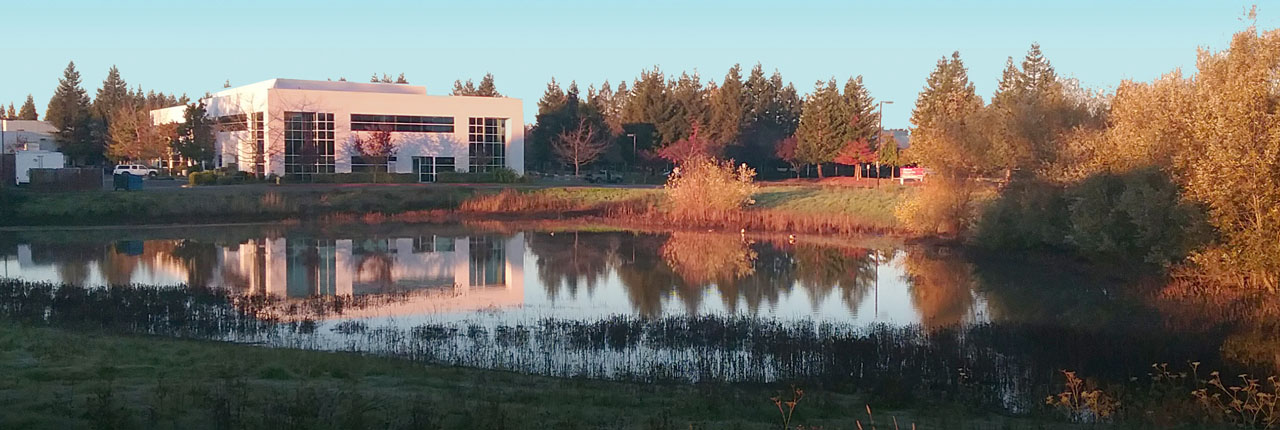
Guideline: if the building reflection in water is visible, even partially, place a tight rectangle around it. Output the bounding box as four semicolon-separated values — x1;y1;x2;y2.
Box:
212;234;525;319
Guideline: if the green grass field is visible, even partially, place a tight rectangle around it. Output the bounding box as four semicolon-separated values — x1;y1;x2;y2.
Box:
0;323;1096;430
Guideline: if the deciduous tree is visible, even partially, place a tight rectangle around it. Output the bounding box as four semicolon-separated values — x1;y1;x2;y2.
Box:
554;119;607;176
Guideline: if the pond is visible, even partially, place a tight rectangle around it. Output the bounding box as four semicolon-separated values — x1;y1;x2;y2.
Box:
0;223;1272;412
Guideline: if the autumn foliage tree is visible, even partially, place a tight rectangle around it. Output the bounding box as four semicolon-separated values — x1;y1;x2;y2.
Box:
833;139;875;179
107;106;174;163
657;122;722;164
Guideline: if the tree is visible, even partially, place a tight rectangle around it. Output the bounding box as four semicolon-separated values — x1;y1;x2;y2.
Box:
370;73;407;84
452;73;502;97
657;122;721;164
18;95;38;120
622;67;673;143
46;61;98;165
732;64;802;170
876;131;900;168
395;73;409;84
476;73;500;96
795;78;845;177
904;51;984;177
4;103;13;119
107;106;173;162
707;64;747;148
841;76;879;148
775;135;801;177
351;129;400;181
553;119;607;175
93;65;133;161
223;79;232;88
834;139;875;179
172;101;215;167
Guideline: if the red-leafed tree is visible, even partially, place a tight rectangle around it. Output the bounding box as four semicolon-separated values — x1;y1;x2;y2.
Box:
657;122;723;164
776;136;800;177
352;129;400;182
834;139;876;179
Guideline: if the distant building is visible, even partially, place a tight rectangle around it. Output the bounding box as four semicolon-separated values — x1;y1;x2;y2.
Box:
151;79;524;181
1;120;58;153
885;128;910;149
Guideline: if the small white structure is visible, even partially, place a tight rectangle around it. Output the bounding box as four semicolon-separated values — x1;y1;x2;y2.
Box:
1;120;58;153
151;79;524;181
14;149;66;184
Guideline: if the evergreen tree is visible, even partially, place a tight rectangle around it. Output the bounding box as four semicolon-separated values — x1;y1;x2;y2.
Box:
795;78;846;177
94;66;132;120
527;78;572;171
662;71;708;145
46;61;99;165
621;67;671;146
731;64;802;171
5;103;14;119
173;101;215;165
18;95;38;120
452;79;477;96
905;51;984;177
223;79;232;88
840;76;879;147
707;64;747;148
476;73;500;97
395;73;409;84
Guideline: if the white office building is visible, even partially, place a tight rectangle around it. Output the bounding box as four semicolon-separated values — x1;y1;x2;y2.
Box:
151;79;523;180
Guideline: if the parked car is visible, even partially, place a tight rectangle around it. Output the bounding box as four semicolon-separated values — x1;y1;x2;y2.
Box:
584;170;623;184
113;164;158;177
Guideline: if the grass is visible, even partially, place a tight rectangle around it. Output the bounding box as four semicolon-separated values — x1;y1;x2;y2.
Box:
0;322;1096;430
0;184;914;236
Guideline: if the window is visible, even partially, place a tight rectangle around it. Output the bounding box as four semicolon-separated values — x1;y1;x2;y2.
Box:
413;156;455;182
284;112;335;177
350;114;453;133
252;112;264;175
468;236;505;287
215;114;248;132
412;235;456;253
468;117;505;172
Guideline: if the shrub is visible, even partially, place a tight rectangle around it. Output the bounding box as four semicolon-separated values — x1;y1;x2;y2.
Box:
896;176;990;236
1065;167;1206;264
188;171;217;186
664;156;757;221
437;169;525;184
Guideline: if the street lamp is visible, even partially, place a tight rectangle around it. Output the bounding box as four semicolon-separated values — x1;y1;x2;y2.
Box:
626;133;637;169
877;101;894;183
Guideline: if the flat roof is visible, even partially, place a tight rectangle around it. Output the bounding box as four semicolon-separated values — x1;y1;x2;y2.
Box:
215;78;428;97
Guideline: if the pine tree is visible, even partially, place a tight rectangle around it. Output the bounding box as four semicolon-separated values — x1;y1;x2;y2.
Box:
708;64;747;148
527;78;572;171
47;61;98;165
173;101;215;164
395;73;409;84
18;95;38;120
621;67;671;144
841;76;879;147
223;79;232;88
795;78;846;177
663;72;708;145
906;51;984;176
5;103;14;119
452;79;476;96
476;73;500;97
94;66;131;120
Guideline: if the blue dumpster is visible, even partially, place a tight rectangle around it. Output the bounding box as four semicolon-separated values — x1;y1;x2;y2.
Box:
113;173;144;191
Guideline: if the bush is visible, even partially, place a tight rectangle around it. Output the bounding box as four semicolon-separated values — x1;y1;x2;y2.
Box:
975;180;1070;250
664;156;757;220
896;176;990;236
437;168;525;184
188;171;217;186
1065;168;1206;264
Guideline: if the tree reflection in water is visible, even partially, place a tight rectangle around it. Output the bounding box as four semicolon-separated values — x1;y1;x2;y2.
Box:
528;232;619;300
902;246;978;329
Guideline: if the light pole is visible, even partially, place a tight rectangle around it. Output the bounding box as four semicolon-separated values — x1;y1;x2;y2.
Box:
626;133;637;171
877;101;893;183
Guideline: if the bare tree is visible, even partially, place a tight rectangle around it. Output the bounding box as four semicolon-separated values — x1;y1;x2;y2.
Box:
553;119;607;176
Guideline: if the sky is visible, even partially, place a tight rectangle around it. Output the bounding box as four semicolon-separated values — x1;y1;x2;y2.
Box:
1;0;1269;129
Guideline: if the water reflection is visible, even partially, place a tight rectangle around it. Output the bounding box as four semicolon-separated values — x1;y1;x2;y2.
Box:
2;226;992;325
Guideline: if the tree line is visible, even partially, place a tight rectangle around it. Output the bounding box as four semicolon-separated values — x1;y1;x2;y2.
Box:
526;64;901;177
903;19;1280;290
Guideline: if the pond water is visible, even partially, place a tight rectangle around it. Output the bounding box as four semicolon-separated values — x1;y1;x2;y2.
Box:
0;223;1271;412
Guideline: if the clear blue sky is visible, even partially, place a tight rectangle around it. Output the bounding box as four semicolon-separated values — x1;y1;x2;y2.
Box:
1;0;1267;129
